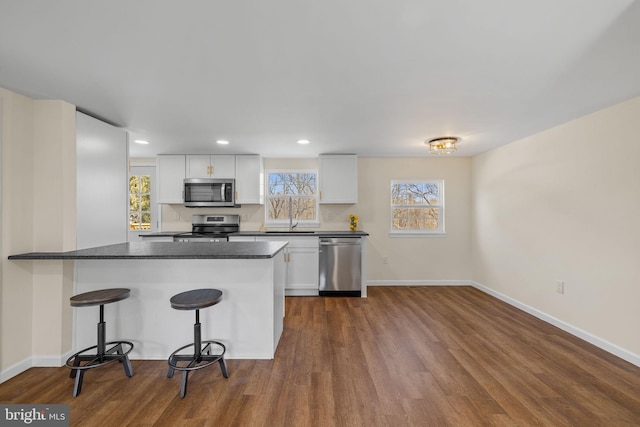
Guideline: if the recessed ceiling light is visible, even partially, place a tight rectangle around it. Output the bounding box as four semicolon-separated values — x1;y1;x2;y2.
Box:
133;139;150;145
297;139;310;145
216;140;230;145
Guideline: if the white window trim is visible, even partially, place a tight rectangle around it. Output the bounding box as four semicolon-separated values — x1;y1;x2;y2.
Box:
265;169;320;228
389;179;445;237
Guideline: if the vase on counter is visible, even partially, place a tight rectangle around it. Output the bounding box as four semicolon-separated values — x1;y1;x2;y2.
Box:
349;214;358;231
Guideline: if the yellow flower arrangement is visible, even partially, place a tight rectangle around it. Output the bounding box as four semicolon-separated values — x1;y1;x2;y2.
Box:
349;214;358;231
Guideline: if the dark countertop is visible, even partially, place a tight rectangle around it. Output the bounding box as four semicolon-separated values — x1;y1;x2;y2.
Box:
8;241;288;260
140;231;184;237
140;230;369;238
231;230;368;237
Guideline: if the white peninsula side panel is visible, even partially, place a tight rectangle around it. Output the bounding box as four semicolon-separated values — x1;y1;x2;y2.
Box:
73;256;286;360
76;112;128;249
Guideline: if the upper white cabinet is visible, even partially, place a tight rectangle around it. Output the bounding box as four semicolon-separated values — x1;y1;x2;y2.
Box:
319;154;358;204
235;155;264;205
186;154;235;178
157;155;186;204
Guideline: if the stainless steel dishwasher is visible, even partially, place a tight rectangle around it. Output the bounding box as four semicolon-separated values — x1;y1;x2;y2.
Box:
319;237;362;297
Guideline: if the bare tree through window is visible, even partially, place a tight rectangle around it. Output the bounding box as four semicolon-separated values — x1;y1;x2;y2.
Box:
267;172;317;222
129;175;151;230
391;180;444;233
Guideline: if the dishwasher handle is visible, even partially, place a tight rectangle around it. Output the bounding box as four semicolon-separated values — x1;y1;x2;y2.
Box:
320;241;360;245
320;239;361;246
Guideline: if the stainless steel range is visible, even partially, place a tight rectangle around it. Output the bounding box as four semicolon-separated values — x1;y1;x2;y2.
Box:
173;214;240;242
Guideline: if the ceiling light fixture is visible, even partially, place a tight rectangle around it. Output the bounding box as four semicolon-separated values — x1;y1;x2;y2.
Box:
216;140;229;145
297;139;310;145
427;137;458;155
133;139;150;145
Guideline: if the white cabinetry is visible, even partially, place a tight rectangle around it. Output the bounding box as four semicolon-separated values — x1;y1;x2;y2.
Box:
235;155;264;204
285;240;319;296
243;236;319;296
186;154;235;178
76;112;128;249
319;154;358;204
156;155;186;204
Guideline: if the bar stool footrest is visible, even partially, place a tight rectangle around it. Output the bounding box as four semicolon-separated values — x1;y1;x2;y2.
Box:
65;341;134;397
65;341;134;372
167;340;226;372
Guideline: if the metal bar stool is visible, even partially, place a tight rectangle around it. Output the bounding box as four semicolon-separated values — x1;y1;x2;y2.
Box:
65;288;134;397
167;288;229;398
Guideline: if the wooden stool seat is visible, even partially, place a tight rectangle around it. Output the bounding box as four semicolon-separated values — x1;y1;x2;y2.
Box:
170;288;222;310
167;288;228;398
66;288;134;397
70;288;130;307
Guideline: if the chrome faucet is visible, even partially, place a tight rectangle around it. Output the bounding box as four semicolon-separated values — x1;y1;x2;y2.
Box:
289;196;298;231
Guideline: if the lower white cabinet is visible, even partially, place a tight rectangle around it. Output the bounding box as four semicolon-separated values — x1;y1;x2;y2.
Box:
282;239;319;296
230;235;319;296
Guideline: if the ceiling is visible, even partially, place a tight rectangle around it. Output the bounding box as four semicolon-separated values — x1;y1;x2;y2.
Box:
1;1;639;158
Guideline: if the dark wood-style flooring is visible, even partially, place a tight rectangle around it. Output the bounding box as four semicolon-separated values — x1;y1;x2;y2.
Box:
1;286;639;426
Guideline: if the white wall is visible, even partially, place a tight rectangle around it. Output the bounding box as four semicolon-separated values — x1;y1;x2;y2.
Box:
32;100;76;361
359;157;471;282
0;88;77;379
1;88;36;378
471;96;640;359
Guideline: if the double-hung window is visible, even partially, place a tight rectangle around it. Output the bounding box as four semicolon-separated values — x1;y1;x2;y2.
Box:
266;170;319;226
390;180;445;236
129;175;151;230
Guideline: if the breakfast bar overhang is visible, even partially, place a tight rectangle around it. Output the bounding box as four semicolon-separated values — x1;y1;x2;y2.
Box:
9;241;288;360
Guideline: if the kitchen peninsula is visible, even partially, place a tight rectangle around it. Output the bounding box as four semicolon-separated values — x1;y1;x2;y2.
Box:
9;241;287;360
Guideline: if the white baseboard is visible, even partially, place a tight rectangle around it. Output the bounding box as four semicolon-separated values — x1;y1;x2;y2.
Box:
366;279;472;287
32;351;72;368
1;351;71;383
0;357;32;383
285;289;320;296
470;281;640;368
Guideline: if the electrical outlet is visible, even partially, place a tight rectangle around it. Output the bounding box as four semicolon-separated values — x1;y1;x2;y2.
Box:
327;212;334;221
175;212;181;220
382;256;388;264
241;214;248;221
556;280;564;294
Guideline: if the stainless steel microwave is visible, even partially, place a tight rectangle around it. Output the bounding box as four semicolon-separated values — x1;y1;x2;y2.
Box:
183;178;236;207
